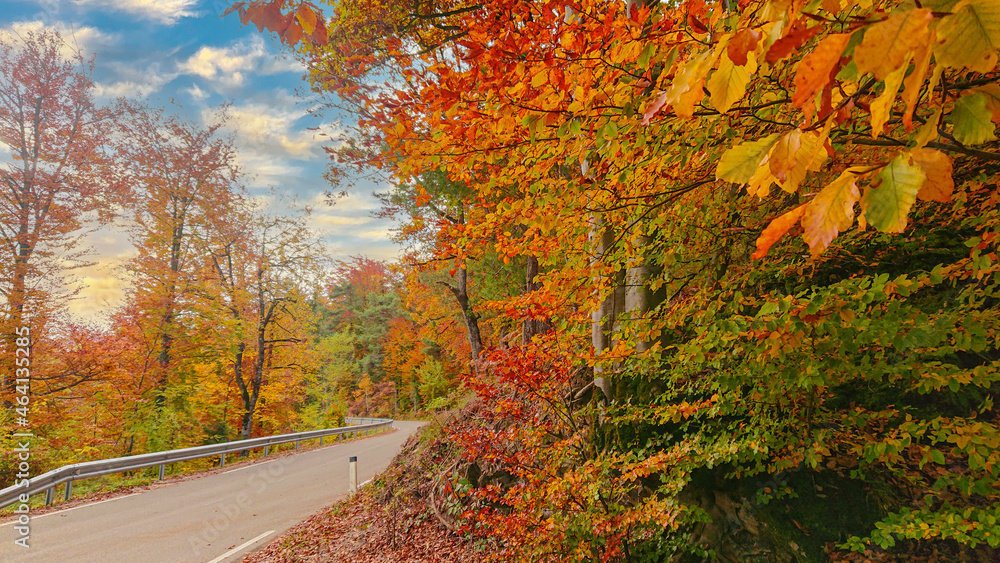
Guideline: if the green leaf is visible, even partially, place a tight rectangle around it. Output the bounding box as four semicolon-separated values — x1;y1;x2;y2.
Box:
716;134;781;183
930;449;946;464
637;42;654;69
950;92;998;145
933;0;1000;73
604;120;619;139
862;154;926;233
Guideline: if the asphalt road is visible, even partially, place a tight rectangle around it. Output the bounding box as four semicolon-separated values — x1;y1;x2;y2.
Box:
0;420;424;563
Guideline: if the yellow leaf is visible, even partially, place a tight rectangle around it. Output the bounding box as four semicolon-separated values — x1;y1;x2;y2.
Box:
665;49;719;118
747;154;778;197
933;0;1000;73
752;205;807;260
531;69;549;89
707;51;756;114
914;106;942;148
910;148;954;202
803;171;861;257
854;9;933;80
870;62;908;138
768;130;803;182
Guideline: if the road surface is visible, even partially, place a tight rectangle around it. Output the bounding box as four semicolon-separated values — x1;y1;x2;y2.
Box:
0;420;423;563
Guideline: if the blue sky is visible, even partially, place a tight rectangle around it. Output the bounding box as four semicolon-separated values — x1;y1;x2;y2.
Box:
0;0;400;321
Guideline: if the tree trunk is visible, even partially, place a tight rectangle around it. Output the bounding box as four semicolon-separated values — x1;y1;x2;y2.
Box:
591;216;622;403
442;264;484;360
522;255;550;344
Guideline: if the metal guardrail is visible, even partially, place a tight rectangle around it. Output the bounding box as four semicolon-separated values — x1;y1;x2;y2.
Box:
0;417;393;510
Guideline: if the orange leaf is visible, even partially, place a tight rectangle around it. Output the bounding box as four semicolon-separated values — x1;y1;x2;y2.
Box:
296;3;317;35
803;171;861;257
910;149;954;203
900;43;933;131
792;34;850;114
853;9;932;80
727;28;762;66
752;205;807;260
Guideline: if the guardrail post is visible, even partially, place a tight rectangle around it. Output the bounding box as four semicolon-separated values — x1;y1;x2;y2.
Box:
349;456;358;495
263;445;269;456
45;487;53;506
64;481;72;502
295;440;299;450
158;464;165;481
220;453;226;467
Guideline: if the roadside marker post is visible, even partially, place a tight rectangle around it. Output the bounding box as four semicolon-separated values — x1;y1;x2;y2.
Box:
349;456;358;495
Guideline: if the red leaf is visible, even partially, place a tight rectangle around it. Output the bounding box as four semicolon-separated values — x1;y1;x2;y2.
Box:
642;92;668;126
766;20;819;64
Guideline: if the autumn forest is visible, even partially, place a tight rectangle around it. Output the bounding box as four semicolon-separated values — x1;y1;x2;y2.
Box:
4;0;1000;560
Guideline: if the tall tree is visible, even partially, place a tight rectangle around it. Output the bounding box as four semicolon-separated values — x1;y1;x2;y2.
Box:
205;197;325;439
122;107;241;408
0;28;128;392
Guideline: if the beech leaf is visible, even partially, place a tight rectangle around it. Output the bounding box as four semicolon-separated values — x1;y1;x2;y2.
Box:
950;92;998;145
642;92;668;126
766;20;820;64
869;62;908;138
752;205;807;260
793;34;851;112
728;28;762;66
803;171;861;257
900;43;933;131
296;3;317;36
853;9;932;80
707;52;755;114
934;0;1000;73
767;129;828;193
862;154;926;233
716;134;781;184
910;148;954;202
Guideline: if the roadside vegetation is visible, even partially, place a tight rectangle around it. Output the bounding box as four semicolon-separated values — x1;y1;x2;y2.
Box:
5;0;1000;560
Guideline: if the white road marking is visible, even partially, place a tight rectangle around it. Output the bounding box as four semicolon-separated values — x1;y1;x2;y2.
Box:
204;529;275;563
222;460;277;475
0;493;143;526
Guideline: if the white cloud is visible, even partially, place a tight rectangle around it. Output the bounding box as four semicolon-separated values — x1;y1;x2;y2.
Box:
239;157;305;188
180;37;301;90
311;215;373;228
94;62;176;98
353;227;394;240
207;98;329;187
311;191;380;212
223;104;318;157
0;20;116;59
185;83;208;100
71;0;198;25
